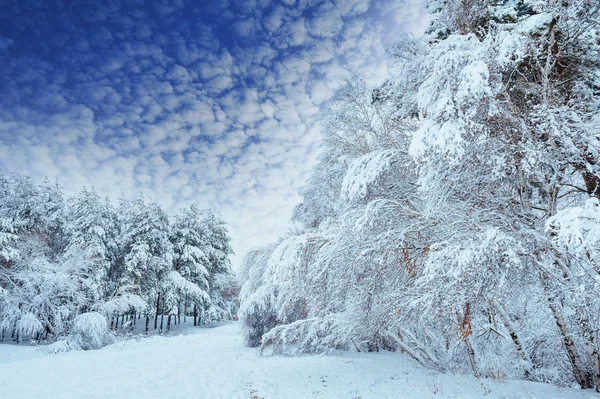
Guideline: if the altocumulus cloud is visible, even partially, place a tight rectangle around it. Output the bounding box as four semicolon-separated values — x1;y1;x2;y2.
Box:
0;0;429;267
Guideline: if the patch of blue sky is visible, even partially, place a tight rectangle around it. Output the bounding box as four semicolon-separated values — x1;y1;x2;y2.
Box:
0;0;430;266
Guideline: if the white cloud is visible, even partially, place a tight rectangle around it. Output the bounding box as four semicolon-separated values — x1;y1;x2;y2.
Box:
264;6;286;32
166;64;193;82
308;5;343;38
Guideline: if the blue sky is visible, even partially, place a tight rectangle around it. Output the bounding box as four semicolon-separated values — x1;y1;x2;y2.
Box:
0;0;428;266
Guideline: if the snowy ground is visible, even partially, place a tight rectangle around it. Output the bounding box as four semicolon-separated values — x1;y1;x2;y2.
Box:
0;322;598;399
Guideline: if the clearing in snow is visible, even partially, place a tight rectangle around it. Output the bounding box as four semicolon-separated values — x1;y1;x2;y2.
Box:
0;322;597;399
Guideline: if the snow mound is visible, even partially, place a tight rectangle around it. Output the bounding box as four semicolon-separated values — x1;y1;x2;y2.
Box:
45;312;115;353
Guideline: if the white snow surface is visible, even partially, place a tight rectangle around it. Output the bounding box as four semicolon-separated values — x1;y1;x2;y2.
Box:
0;322;597;399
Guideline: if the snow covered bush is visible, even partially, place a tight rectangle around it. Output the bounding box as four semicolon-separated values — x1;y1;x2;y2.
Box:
15;313;44;338
44;312;114;353
238;244;279;347
69;312;115;350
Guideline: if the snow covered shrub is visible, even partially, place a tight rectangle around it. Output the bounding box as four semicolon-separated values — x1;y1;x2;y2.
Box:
239;290;278;347
260;315;353;355
16;312;44;338
69;312;115;350
238;244;278;346
42;312;115;353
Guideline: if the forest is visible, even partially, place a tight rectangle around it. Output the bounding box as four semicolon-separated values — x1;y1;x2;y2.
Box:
238;0;600;392
2;0;600;395
0;173;236;350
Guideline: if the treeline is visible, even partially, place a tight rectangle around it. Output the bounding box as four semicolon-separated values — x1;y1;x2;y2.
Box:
0;172;236;346
239;0;600;391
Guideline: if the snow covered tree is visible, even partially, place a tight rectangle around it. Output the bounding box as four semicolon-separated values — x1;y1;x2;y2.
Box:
239;0;600;390
64;188;118;307
201;212;236;322
0;172;234;345
119;196;174;333
169;205;211;326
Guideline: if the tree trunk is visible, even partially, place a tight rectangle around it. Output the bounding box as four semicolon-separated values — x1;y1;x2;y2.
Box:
193;304;198;327
167;315;172;332
591;350;600;392
154;293;161;330
576;309;600;392
160;295;165;334
548;301;593;389
184;297;188;324
464;336;478;377
581;154;600;200
585;334;600;392
458;303;478;377
145;316;150;335
541;264;594;390
490;299;532;378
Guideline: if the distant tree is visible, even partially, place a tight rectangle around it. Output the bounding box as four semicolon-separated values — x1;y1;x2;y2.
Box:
201;212;236;323
169;205;211;327
119;197;174;334
63;188;117;307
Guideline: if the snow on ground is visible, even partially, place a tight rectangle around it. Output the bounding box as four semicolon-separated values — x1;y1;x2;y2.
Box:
0;322;597;399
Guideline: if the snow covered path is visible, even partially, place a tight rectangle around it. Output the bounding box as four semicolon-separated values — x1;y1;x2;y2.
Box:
0;322;597;399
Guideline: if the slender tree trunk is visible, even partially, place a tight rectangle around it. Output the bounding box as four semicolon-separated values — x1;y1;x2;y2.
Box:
585;330;600;392
184;297;188;324
591;350;600;392
464;336;478;377
121;314;125;329
193;304;198;326
154;293;161;330
167;315;172;332
541;265;594;390
548;301;593;389
576;309;600;392
115;314;119;330
490;299;532;377
15;331;19;345
458;303;479;377
177;299;181;325
145;316;150;335
160;296;165;333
